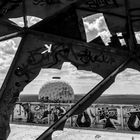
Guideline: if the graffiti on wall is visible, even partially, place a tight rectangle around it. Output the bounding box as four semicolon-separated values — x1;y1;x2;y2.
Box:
0;0;23;16
72;104;121;129
27;43;116;68
13;103;28;122
71;105;122;130
30;103;49;124
32;0;61;5
123;105;140;131
49;104;71;126
72;105;96;128
13;103;71;125
0;0;61;16
12;103;140;131
97;106;121;129
85;0;118;9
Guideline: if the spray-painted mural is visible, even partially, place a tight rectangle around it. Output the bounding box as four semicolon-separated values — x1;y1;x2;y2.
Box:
13;103;28;122
12;103;71;125
122;105;140;131
12;103;140;131
49;104;71;126
96;105;121;129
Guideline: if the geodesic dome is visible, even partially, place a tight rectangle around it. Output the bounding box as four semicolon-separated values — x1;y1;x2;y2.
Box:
39;81;74;103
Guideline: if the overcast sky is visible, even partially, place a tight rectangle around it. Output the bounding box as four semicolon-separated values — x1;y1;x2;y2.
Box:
0;14;140;95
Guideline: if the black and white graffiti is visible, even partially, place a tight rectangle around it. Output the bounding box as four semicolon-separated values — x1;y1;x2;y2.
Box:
84;0;118;9
12;102;140;132
97;107;120;129
0;0;22;16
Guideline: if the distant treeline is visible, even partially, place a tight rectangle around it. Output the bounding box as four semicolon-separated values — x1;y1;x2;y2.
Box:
39;96;73;103
19;94;140;104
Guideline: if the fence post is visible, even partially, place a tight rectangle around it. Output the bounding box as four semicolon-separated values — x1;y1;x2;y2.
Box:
120;105;124;130
48;103;51;126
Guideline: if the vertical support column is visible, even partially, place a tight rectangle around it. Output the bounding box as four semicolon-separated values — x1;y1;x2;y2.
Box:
23;0;28;28
125;0;137;51
48;103;51;126
120;105;124;130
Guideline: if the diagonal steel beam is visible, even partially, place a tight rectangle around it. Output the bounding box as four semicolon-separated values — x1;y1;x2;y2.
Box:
30;0;91;30
36;58;130;140
0;34;27;99
0;19;22;31
22;0;28;28
0;31;24;42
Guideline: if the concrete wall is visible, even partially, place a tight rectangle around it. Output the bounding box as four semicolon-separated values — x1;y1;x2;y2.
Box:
11;102;140;131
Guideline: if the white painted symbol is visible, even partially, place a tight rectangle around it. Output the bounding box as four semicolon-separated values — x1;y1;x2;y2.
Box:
41;44;52;54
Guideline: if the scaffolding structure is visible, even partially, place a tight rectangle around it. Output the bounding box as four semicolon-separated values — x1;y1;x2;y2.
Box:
0;0;140;140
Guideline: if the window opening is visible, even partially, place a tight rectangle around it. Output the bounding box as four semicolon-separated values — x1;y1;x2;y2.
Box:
82;13;112;45
0;37;21;88
135;31;140;44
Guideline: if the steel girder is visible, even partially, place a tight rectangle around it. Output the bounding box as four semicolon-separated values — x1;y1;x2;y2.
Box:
0;0;140;140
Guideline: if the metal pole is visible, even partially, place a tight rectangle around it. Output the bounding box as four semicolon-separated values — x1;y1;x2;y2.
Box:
36;59;130;140
0;31;23;42
125;0;137;51
120;105;124;129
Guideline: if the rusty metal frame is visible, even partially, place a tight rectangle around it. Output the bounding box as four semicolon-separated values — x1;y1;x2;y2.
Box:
0;0;140;140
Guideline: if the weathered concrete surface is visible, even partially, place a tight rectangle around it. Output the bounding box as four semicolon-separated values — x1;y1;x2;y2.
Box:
8;124;140;140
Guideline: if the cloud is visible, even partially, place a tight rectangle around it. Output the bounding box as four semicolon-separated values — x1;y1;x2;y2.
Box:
83;13;140;45
0;38;19;77
27;16;42;27
100;30;111;45
0;40;17;55
96;16;108;32
9;17;24;27
104;68;140;95
23;62;140;95
37;62;102;82
83;13;111;44
84;15;107;33
83;15;105;36
84;21;99;34
135;31;140;44
10;16;42;27
118;68;140;81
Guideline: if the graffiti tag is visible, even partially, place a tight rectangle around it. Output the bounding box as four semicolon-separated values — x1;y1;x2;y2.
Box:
0;0;22;16
85;0;118;9
78;49;115;65
41;44;52;54
32;0;60;6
